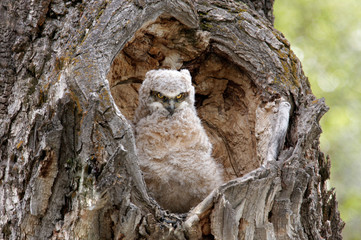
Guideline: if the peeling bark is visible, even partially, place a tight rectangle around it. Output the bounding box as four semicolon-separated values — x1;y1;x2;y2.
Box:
0;0;344;239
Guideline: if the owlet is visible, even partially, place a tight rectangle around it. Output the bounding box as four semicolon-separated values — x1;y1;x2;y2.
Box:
134;69;224;213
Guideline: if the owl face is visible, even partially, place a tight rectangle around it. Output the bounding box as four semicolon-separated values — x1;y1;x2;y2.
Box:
149;90;190;116
137;69;195;118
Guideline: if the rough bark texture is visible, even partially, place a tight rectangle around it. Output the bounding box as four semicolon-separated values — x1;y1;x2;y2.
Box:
0;0;344;239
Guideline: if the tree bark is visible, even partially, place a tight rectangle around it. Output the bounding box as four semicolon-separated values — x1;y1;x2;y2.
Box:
0;0;344;239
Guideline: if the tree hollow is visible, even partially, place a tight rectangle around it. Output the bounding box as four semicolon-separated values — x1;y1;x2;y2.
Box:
108;16;264;181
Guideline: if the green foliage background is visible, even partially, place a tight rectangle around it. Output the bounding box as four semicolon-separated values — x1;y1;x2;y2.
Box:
274;0;361;239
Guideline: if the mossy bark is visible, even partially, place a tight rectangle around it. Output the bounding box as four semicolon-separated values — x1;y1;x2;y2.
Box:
0;0;343;239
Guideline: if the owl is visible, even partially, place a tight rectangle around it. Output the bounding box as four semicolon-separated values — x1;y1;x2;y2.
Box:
134;69;224;213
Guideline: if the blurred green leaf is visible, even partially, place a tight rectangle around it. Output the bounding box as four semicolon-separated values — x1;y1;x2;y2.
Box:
274;0;361;239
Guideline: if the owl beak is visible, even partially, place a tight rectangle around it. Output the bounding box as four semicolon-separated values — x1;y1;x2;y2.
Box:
166;100;175;116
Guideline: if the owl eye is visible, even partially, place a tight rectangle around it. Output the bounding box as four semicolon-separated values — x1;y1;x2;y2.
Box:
176;93;184;100
157;93;164;99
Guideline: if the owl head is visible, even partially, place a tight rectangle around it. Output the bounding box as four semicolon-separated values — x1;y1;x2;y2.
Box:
137;69;195;117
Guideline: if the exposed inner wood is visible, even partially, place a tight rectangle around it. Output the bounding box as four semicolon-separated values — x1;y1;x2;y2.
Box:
108;17;262;180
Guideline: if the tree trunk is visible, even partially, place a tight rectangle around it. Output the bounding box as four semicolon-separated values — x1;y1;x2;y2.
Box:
0;0;344;239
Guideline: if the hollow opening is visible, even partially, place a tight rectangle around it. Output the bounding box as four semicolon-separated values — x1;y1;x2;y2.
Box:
108;16;262;181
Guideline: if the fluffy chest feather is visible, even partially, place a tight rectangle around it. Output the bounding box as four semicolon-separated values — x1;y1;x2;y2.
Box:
135;108;210;158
